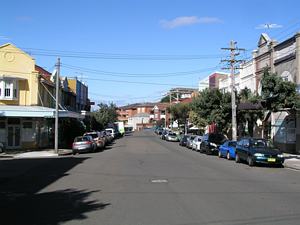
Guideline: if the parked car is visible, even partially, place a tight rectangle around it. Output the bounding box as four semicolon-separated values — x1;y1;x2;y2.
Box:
84;131;105;149
155;127;163;135
72;136;97;154
186;135;196;149
179;134;190;146
160;130;169;140
200;133;227;154
166;132;179;142
192;135;202;151
235;138;284;167
105;128;116;139
218;140;237;160
100;130;113;144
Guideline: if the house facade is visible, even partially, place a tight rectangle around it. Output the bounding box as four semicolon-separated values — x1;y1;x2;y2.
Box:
0;43;85;150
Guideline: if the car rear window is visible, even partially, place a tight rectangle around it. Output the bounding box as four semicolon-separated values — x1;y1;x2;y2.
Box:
74;136;90;142
85;133;98;139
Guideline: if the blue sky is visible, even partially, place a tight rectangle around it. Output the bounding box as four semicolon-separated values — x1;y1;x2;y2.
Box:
1;0;300;107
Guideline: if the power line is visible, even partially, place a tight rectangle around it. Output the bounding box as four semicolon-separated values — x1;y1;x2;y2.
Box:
67;76;198;88
0;48;225;60
61;63;220;78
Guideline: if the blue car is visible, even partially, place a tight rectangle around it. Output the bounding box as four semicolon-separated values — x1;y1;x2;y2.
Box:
218;140;236;160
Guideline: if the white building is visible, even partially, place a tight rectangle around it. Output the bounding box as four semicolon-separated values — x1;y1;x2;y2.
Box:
198;76;209;91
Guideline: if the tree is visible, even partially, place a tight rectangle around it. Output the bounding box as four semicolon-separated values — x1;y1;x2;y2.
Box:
237;88;264;137
91;103;118;130
188;110;206;132
191;88;231;134
261;69;300;111
160;93;176;103
168;103;191;130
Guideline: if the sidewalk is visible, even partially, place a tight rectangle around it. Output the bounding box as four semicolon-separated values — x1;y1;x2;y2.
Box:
283;153;300;170
0;149;73;159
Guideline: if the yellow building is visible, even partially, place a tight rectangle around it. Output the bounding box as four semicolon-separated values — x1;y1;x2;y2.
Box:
0;43;84;150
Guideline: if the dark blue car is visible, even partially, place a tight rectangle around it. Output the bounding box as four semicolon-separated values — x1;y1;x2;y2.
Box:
235;138;284;167
218;140;236;160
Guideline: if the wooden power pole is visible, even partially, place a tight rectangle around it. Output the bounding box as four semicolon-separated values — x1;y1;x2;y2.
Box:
221;41;245;141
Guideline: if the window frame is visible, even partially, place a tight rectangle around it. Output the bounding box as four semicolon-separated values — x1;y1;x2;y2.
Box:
0;79;18;100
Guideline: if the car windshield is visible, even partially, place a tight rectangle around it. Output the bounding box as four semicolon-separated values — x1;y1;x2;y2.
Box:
209;134;226;143
169;133;177;136
251;139;273;148
228;141;236;147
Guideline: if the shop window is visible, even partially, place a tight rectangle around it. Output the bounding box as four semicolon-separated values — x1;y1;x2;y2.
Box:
0;122;5;129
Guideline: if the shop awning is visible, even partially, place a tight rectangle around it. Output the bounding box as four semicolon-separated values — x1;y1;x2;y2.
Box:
0;106;85;119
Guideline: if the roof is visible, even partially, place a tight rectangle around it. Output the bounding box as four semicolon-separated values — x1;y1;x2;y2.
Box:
0;106;84;119
0;43;34;61
119;102;156;110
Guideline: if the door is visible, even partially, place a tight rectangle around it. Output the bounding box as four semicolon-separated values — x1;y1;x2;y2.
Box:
7;125;21;149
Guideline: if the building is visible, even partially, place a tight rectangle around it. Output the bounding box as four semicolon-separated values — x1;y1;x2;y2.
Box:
0;43;85;150
198;76;209;91
67;77;90;112
208;72;229;89
117;103;155;128
254;33;277;93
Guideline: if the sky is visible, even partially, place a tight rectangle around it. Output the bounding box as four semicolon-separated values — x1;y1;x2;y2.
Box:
1;0;300;107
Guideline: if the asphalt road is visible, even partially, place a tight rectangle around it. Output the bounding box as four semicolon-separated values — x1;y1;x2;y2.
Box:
1;130;300;225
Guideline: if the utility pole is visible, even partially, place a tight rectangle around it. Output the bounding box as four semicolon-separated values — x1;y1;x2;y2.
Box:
54;58;60;153
221;41;245;141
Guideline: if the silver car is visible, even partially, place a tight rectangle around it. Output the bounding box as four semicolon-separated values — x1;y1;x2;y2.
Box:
72;136;97;154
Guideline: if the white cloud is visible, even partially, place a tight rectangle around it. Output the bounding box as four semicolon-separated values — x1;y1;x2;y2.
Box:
0;35;10;40
160;16;222;29
255;23;283;29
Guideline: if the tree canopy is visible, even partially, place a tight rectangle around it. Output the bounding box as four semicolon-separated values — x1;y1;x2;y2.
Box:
91;103;118;130
190;88;231;134
261;69;300;111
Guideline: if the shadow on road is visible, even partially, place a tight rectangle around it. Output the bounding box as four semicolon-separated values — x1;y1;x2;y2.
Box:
0;157;110;225
1;189;110;225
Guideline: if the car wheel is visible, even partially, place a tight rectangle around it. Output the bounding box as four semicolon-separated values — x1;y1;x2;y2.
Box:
247;156;255;167
226;152;231;160
235;153;240;163
72;150;77;155
218;150;222;158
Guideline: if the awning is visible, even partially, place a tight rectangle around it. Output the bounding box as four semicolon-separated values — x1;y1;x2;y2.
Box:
0;106;84;119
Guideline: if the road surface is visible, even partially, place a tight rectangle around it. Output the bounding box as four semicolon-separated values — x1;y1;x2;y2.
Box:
1;130;300;225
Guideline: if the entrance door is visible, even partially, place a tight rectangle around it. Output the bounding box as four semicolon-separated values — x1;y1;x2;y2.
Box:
7;125;21;148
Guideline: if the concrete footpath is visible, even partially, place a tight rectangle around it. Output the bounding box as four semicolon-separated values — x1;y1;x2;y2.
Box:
1;149;300;170
0;149;72;159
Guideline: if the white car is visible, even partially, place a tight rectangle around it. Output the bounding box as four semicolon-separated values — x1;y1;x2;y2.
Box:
105;128;116;139
192;136;203;151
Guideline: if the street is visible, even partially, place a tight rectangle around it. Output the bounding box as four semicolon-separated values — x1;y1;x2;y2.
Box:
1;130;300;225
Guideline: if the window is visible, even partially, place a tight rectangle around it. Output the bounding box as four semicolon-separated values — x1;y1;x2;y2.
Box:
0;80;18;100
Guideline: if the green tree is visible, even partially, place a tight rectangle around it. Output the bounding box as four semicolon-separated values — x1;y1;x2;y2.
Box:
237;88;263;137
261;69;300;111
191;88;231;134
91;102;118;130
160;93;176;103
168;103;191;130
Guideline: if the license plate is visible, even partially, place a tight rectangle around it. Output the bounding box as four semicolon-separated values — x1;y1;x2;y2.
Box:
268;158;276;162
